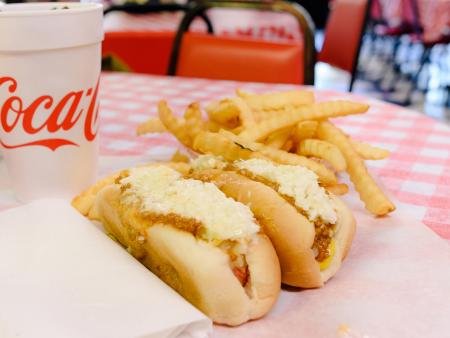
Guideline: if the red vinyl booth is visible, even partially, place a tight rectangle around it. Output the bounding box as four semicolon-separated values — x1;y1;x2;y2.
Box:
102;31;175;75
175;32;304;84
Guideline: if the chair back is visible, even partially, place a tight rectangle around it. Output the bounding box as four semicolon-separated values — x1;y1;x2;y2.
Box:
176;32;304;84
318;0;370;90
102;3;213;74
169;1;316;85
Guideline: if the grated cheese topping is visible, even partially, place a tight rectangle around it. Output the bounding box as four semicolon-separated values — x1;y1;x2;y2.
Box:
234;159;337;224
119;166;259;241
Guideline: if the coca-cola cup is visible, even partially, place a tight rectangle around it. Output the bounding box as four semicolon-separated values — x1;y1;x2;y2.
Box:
0;3;103;202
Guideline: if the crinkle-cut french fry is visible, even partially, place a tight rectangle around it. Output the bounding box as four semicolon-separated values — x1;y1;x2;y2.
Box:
158;100;192;148
218;129;259;149
299;139;347;172
324;183;349;196
184;102;207;141
317;121;395;216
193;131;255;161
232;97;255;127
72;173;119;218
239;101;369;141
205;99;240;127
166;162;192;175
291;120;319;143
205;120;222;132
281;139;294;152
256;146;337;185
236;89;315;110
351;140;390;160
171;150;190;163
231;125;245;134
184;102;202;120
136;117;166;135
235;88;250;97
219;130;337;185
253;110;279;123
265;127;292;149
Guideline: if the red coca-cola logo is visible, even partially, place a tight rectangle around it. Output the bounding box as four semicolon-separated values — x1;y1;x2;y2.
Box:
0;76;100;151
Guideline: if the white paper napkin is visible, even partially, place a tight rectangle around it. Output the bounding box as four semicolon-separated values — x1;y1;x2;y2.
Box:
0;199;212;338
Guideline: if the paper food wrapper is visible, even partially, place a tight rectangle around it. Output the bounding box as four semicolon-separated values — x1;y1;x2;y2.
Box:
0;199;212;338
1;156;450;337
215;195;450;338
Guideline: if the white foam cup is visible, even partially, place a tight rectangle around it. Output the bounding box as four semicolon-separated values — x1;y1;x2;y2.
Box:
0;3;103;202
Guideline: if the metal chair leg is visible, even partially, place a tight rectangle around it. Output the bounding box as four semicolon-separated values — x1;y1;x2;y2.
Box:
387;47;431;106
369;36;400;87
408;48;431;97
446;85;450;108
382;39;406;93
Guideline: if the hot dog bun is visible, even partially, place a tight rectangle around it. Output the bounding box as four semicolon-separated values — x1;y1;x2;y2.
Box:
189;157;356;288
75;165;281;326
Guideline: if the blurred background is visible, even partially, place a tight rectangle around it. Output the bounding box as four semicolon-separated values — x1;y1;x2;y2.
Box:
3;0;449;121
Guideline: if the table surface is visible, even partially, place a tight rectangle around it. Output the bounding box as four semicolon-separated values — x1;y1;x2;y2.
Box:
1;72;450;337
0;72;449;240
96;72;450;241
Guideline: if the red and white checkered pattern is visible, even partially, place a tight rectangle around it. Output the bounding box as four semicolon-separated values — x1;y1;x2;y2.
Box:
104;9;301;42
380;0;450;43
98;72;450;240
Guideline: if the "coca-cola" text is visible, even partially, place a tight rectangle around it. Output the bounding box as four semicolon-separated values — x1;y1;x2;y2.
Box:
0;76;99;151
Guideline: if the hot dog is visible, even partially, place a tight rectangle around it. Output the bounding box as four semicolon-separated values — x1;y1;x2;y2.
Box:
189;156;356;288
73;165;281;326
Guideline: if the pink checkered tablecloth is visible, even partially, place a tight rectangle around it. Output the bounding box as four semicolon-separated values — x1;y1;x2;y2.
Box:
104;9;300;42
380;0;450;42
97;72;450;240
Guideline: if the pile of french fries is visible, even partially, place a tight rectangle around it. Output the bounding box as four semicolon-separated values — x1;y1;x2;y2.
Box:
137;89;395;216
